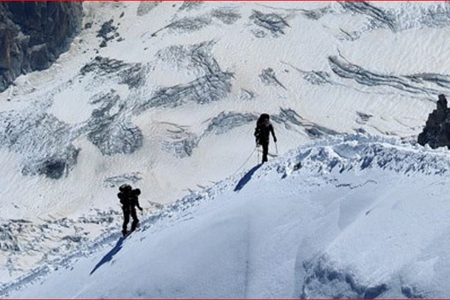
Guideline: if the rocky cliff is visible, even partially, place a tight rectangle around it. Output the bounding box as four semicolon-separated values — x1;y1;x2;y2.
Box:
418;94;450;149
0;2;83;92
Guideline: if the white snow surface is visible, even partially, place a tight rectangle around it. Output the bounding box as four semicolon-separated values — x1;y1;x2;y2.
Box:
1;0;450;295
5;134;450;298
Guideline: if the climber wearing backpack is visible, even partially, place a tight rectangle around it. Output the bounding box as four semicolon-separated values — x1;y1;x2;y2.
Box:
118;184;143;237
254;113;277;163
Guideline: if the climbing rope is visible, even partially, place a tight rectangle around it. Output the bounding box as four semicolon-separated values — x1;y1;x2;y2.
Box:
233;146;258;176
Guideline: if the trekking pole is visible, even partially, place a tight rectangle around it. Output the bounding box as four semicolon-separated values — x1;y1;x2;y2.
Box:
275;142;279;155
257;145;260;164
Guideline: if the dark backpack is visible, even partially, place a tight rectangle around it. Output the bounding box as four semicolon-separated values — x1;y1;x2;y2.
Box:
118;184;132;205
118;192;129;205
254;113;269;145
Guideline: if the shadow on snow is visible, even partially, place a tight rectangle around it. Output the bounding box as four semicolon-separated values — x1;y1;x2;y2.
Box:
90;236;126;275
234;164;262;192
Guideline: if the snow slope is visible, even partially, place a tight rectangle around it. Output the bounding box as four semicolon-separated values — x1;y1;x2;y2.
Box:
6;134;450;298
1;0;450;287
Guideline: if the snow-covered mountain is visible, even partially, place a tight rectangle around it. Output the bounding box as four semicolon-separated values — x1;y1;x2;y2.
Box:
1;0;450;295
5;135;450;298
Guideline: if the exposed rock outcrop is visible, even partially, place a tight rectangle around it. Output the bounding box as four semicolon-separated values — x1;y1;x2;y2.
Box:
418;94;450;148
0;2;83;92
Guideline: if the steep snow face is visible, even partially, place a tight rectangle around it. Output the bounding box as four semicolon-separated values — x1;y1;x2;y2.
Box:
1;0;450;285
6;135;450;298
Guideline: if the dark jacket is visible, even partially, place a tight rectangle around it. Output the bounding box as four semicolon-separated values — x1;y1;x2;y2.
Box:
118;189;142;211
256;123;276;144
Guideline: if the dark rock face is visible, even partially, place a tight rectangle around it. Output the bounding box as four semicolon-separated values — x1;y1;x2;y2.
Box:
418;94;450;148
0;2;83;92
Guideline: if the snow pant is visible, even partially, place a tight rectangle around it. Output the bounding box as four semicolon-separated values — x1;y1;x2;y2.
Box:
122;206;139;233
261;142;269;163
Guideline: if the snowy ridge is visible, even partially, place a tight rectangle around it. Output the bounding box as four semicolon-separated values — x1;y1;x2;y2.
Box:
161;134;450;215
5;134;450;298
277;134;450;177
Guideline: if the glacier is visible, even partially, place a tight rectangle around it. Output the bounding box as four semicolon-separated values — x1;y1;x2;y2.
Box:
1;1;450;297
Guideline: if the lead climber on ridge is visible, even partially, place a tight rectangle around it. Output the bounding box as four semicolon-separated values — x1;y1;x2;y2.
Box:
254;113;277;163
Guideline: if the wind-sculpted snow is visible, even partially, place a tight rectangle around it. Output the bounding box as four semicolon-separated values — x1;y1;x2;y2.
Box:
329;56;445;95
267;136;450;297
0;111;78;179
301;256;388;298
250;10;289;38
